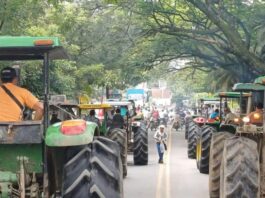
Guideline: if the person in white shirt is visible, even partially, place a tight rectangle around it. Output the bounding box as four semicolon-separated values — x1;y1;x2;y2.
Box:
154;125;168;163
224;107;237;124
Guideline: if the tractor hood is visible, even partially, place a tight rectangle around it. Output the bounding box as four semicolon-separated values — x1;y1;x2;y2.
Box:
45;120;98;147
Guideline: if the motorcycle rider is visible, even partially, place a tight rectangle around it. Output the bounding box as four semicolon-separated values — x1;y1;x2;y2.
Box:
169;109;175;124
152;107;160;120
149;107;160;131
160;109;167;127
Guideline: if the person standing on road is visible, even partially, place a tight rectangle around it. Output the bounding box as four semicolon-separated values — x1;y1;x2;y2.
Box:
154;125;168;164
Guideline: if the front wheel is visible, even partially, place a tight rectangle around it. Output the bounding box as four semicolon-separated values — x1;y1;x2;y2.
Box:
196;125;215;174
188;124;199;159
62;137;123;198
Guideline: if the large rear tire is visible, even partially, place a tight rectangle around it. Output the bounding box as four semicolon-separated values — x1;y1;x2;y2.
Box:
185;120;194;140
108;128;128;177
196;125;215;174
62;137;123;198
220;136;260;198
133;122;148;165
261;143;265;197
188;124;199;159
209;132;233;198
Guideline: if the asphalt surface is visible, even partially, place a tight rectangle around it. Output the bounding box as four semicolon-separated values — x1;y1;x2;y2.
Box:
124;127;209;198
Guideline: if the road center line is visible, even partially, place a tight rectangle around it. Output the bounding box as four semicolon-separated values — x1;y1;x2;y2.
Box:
166;128;172;198
156;161;163;198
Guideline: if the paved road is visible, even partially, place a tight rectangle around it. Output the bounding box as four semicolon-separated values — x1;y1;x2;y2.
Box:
124;128;209;198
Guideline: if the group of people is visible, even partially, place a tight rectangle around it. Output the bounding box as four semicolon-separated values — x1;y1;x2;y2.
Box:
208;103;264;125
85;108;125;129
2;66;264;165
150;107;172;127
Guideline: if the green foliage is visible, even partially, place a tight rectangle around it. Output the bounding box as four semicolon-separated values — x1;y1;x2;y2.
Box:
2;0;265;99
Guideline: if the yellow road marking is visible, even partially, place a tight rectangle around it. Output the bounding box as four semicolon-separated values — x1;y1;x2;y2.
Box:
156;127;172;198
166;128;172;198
156;162;163;198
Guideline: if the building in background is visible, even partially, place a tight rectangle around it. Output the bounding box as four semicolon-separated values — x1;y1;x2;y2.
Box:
151;88;172;106
150;80;172;106
127;88;145;106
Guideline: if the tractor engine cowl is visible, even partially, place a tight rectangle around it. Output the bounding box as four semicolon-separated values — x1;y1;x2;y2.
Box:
193;117;206;126
60;120;86;135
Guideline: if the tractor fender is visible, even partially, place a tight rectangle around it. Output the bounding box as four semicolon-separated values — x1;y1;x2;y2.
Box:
219;124;236;134
45;120;99;147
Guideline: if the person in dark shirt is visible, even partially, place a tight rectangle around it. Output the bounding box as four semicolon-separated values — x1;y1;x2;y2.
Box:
112;108;124;129
50;112;61;125
86;109;100;126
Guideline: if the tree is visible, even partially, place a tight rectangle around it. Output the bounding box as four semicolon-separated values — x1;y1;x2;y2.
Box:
105;0;265;87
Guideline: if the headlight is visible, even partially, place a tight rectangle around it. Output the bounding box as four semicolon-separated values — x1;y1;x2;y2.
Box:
242;117;250;123
234;118;240;123
253;113;261;120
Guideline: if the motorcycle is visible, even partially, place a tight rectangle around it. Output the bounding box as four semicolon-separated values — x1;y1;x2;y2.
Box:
160;117;168;127
149;117;159;131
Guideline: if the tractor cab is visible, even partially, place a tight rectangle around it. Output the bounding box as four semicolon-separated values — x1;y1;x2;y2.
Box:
199;98;219;118
0;36;67;197
233;82;265;133
77;103;112;135
194;98;220;127
105;100;137;128
213;91;251;133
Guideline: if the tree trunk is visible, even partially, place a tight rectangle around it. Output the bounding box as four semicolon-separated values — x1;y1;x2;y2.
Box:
187;0;265;74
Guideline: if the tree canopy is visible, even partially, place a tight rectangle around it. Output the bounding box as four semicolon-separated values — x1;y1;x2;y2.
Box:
1;0;264;99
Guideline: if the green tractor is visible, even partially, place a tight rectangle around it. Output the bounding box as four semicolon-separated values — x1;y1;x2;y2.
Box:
187;98;219;160
78;103;128;178
193;93;250;174
208;82;265;198
105;100;148;166
0;37;123;197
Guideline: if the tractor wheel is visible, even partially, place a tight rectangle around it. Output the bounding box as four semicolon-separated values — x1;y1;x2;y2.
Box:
62;137;123;198
209;132;233;198
108;128;128;177
220;136;259;198
185;121;195;140
133;122;148;165
260;143;265;197
187;124;199;159
196;125;216;174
